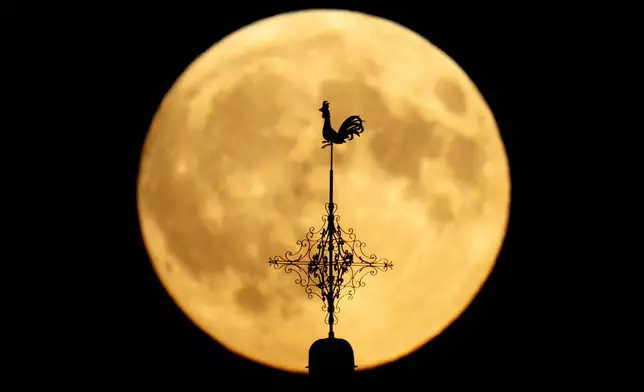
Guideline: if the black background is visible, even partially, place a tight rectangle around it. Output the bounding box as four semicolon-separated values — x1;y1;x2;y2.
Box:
37;5;638;390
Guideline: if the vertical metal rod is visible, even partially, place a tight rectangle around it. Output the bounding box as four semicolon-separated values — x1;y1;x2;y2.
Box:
328;144;334;338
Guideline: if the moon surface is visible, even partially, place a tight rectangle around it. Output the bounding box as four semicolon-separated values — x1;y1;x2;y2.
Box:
137;9;510;373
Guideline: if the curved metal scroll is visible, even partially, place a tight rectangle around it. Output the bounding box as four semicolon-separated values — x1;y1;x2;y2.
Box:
268;203;393;325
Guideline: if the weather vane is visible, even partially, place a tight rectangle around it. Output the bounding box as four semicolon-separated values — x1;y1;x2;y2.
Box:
268;101;393;339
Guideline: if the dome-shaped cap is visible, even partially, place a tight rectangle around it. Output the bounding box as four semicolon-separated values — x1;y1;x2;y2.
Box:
307;337;356;374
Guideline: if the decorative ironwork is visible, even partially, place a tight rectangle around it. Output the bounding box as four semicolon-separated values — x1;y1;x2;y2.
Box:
268;203;392;326
268;101;393;338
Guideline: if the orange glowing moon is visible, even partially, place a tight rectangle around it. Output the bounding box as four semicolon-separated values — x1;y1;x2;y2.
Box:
137;9;510;373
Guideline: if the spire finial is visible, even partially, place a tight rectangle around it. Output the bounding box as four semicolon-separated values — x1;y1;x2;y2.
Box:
268;102;393;335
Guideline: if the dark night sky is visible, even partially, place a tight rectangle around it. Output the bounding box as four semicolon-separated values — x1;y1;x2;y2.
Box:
82;6;639;390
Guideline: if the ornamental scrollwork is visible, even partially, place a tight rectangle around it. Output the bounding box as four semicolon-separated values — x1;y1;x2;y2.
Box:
268;203;392;325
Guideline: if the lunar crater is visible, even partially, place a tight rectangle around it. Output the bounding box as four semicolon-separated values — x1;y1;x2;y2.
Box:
435;78;467;115
234;285;269;314
430;195;456;223
369;117;444;183
446;135;486;187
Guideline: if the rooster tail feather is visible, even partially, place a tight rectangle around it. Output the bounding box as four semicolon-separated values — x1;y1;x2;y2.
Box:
338;115;366;140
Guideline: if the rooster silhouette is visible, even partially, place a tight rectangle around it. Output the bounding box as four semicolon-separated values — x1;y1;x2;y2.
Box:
319;101;365;149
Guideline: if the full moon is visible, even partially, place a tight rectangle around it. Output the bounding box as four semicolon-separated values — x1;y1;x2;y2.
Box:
137;10;510;373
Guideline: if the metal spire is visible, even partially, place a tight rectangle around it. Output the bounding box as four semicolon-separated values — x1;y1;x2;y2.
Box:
268;104;393;337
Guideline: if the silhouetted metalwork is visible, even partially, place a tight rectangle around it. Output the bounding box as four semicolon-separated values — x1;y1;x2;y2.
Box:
319;100;365;149
268;203;392;326
268;101;392;339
